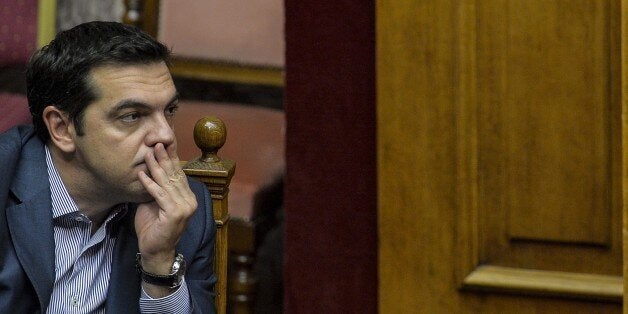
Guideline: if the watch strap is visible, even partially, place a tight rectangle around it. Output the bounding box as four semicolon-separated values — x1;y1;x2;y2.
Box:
136;253;186;288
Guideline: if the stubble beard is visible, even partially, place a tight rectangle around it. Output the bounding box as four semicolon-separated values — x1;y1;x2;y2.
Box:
98;177;154;205
124;180;155;204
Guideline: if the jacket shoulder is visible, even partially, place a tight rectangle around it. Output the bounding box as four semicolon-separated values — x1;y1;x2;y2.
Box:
0;125;37;159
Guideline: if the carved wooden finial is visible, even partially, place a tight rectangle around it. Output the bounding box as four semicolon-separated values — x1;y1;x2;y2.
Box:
184;116;235;182
194;116;227;163
122;0;142;27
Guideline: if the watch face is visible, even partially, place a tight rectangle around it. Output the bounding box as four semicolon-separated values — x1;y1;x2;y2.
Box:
173;253;186;275
172;254;186;287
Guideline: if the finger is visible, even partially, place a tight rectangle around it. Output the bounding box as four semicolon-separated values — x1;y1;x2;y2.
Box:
144;148;172;188
166;140;181;165
160;143;193;195
155;143;176;178
138;171;188;219
156;143;189;191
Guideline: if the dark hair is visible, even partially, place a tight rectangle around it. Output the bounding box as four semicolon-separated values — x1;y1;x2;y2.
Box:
26;21;171;141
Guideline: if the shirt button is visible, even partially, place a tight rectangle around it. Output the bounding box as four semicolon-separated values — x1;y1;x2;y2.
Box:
71;296;79;307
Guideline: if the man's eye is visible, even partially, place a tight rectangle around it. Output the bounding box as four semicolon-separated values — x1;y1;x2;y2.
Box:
165;105;179;116
120;112;140;122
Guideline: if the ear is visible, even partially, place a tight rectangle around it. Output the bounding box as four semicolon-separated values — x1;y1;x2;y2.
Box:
42;106;76;153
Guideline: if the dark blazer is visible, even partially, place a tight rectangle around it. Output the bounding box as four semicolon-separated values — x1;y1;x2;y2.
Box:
0;125;217;313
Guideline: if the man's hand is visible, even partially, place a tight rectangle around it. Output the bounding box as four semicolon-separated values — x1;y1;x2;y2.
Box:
135;142;197;296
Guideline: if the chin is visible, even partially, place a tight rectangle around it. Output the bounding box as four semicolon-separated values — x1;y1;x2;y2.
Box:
123;184;154;203
132;190;155;203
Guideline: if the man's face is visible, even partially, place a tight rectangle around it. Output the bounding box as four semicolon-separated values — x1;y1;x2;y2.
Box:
71;62;179;203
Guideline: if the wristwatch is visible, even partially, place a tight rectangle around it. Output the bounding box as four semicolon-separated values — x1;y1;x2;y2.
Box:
136;253;186;289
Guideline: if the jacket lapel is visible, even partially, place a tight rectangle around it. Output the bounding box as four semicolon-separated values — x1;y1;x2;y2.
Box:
5;133;55;310
106;206;141;313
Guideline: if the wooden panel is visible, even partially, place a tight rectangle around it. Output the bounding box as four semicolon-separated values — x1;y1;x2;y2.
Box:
473;0;622;276
478;0;612;246
622;0;628;311
463;265;622;301
378;0;462;311
378;0;622;312
463;0;622;299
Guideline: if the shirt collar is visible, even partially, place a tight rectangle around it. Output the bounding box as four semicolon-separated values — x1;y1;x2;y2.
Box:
46;145;80;219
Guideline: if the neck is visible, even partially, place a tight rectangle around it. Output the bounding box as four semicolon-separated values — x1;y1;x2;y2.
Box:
47;144;118;227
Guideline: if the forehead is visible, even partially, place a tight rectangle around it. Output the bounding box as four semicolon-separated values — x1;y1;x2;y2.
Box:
88;62;176;101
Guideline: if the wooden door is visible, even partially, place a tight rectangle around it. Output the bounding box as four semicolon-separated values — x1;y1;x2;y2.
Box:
378;1;623;312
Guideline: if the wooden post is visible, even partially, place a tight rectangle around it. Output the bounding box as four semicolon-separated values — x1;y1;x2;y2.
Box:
183;117;235;314
122;0;160;37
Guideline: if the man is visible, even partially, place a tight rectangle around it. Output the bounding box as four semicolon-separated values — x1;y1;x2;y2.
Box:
0;21;216;313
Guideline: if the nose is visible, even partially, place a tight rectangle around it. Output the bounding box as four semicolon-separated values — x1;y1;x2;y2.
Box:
146;115;176;148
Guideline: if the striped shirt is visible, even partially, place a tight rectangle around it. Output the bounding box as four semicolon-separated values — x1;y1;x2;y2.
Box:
44;146;192;313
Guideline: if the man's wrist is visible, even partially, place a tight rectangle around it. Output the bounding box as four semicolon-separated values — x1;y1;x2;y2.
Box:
136;252;186;289
137;250;176;274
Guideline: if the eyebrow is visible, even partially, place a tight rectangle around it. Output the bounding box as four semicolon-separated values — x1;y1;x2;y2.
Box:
109;93;180;116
